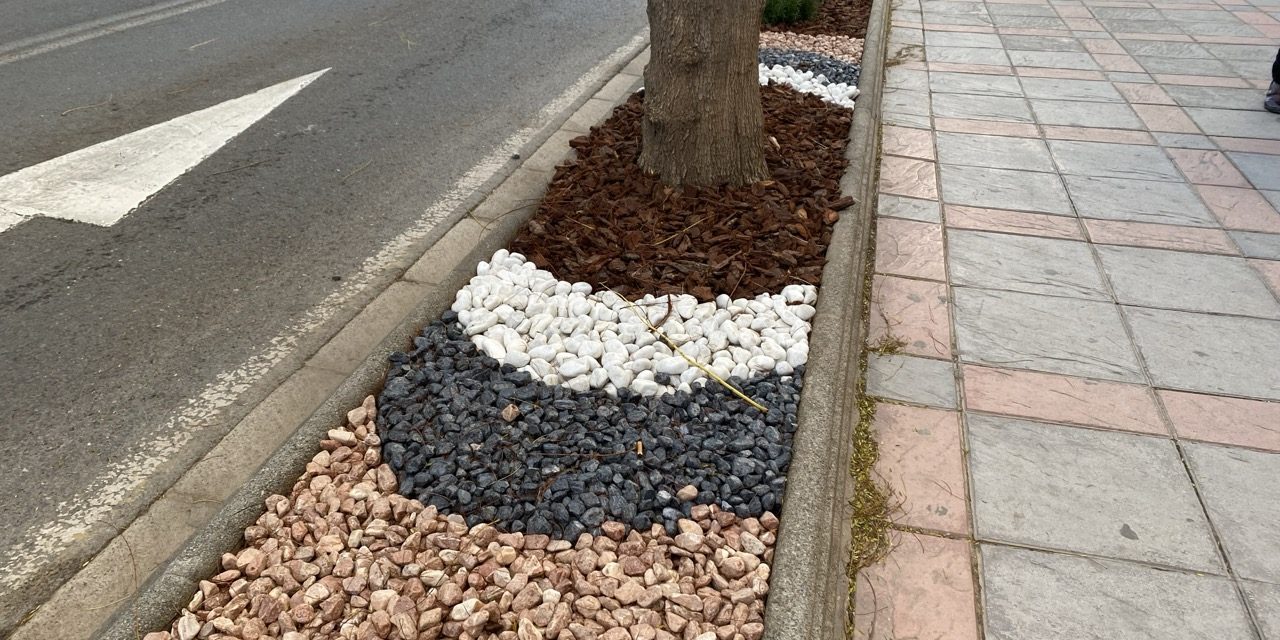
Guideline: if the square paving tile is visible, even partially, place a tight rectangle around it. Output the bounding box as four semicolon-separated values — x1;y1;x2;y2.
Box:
882;125;936;160
872;403;968;533
932;94;1035;123
1097;245;1280;318
880;155;939;199
866;353;957;408
1131;104;1202;134
1230;231;1280;260
941;165;1074;214
1166;149;1250;187
929;71;1023;96
1165;84;1265;110
1243;580;1280;640
1125;306;1280;400
883;88;933;129
1048;140;1183;181
927;45;1013;65
1030;98;1144;129
935;132;1055;171
1065;175;1218;227
949;230;1109;299
1120;39;1212;58
1000;34;1085;52
1137;55;1236;77
869;274;952;357
1020;76;1124;102
1230;152;1280;191
969;415;1223;571
1185;443;1280;582
1187;108;1280;140
1160;390;1280;451
953;287;1143;382
1008;50;1100;69
875;218;946;280
981;545;1254;640
854;531;978;640
1197;185;1280;233
878;194;941;222
963;364;1165;434
925;30;1004;48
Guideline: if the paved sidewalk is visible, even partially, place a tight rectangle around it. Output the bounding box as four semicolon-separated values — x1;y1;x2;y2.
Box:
857;0;1280;636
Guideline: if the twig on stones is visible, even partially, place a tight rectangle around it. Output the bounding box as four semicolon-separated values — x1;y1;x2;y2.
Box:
606;286;768;413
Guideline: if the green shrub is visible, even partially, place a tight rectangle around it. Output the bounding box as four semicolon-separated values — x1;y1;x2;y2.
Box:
762;0;820;25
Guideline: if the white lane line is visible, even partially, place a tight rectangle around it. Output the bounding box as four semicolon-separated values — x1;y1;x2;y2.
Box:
0;69;328;228
0;0;234;67
0;32;648;595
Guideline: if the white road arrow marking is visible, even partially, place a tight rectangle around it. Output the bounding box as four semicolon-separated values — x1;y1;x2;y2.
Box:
0;68;329;234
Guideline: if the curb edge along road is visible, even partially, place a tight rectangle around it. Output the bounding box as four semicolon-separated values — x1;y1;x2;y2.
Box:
11;37;650;640
763;0;888;636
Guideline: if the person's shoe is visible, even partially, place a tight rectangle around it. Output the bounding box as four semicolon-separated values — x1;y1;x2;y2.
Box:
1267;82;1280;114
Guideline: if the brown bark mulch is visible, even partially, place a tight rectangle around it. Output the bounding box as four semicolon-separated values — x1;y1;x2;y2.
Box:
509;84;852;302
764;0;874;39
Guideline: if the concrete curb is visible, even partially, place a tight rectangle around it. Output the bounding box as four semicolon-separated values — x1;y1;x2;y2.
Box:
92;45;650;640
762;2;889;638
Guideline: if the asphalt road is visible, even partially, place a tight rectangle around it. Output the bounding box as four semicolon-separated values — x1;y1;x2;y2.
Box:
0;0;646;630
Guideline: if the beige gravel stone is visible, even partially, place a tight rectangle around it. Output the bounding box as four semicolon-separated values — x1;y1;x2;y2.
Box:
760;30;865;64
157;395;779;639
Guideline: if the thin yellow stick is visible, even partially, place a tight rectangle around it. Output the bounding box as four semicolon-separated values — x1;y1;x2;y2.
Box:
605;286;768;413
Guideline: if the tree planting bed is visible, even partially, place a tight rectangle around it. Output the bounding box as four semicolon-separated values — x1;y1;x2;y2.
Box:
144;3;873;639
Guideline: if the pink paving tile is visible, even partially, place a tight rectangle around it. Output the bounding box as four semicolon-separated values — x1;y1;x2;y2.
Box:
875;218;947;280
1167;149;1251;187
1214;137;1280;156
882;125;936;161
1114;82;1176;105
1131;104;1201;133
872;404;968;534
852;532;979;640
1082;219;1239;254
962;364;1168;434
869;275;952;358
1236;11;1280;25
1160;390;1280;452
1016;66;1107;80
1251;259;1280;297
1258;24;1280;38
895;60;929;70
946;204;1084;240
1093;53;1144;71
1197;185;1280;233
934;118;1040;138
1083;39;1126;54
1042;125;1155;145
1155;74;1251;88
929;62;1013;75
879;155;939;200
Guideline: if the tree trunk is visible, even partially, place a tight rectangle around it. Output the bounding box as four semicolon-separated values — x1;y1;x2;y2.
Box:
640;0;769;187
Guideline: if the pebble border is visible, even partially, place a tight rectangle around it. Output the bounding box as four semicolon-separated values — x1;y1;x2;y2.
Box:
454;250;814;397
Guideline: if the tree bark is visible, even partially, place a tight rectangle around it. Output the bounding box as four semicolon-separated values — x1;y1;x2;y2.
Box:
640;0;769;187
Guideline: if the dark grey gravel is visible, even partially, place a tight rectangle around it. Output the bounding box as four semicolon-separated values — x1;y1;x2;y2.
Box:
377;312;803;538
759;47;862;86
